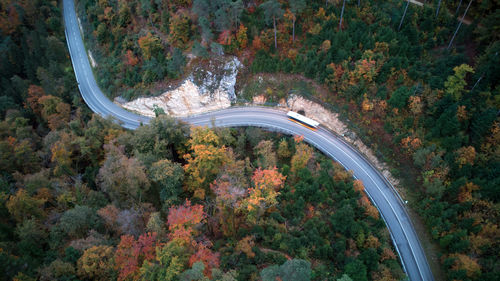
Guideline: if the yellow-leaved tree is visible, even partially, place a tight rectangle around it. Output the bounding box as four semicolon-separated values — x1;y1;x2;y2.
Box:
184;127;228;199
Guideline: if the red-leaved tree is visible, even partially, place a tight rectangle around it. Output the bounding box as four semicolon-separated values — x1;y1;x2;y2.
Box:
189;243;220;278
114;232;158;281
167;200;205;244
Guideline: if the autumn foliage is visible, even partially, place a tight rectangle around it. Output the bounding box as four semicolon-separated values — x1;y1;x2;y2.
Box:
124;49;139;66
355;180;380;219
188;243;220;278
114;233;158;281
138;32;162;60
167;200;205;243
184;127;228;199
243;168;286;222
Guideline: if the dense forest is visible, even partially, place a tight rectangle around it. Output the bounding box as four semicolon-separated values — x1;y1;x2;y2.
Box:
1;0;499;280
0;102;406;280
76;0;499;279
0;2;404;276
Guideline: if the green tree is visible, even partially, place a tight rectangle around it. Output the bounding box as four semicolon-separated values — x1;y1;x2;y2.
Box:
169;11;192;48
289;0;306;42
15;218;47;245
6;189;46;222
15;218;48;264
214;5;230;32
344;260;367;281
198;16;214;42
388;86;412;109
129;115;189;161
261;259;311;281
180;261;237;280
14;139;40;174
291;142;314;173
57;205;101;238
146;212;166;237
138;32;163;60
0;96;17;117
149;159;184;204
228;0;244;30
138;239;189;280
97;143;150;208
336;274;353;281
444;64;474;101
96;23;109;44
260;0;284;49
193;0;211;19
192;41;209;58
254;140;277;168
167;48;186;78
153;105;165;117
38;259;76;281
77;245;115;280
118;3;131;27
179;261;204;280
277;139;291;159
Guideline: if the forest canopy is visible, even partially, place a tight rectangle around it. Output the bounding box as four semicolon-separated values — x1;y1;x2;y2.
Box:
0;0;499;280
0;108;405;280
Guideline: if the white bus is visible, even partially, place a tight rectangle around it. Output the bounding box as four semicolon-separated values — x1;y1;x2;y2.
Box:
287;111;320;130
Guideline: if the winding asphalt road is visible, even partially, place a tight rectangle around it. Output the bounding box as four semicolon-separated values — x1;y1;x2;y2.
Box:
63;0;433;280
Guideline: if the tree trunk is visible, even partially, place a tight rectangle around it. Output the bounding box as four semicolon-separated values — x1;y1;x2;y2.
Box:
339;0;346;31
273;16;277;49
470;75;483;91
447;0;473;50
398;0;410;31
358;0;360;7
455;0;463;14
471;52;497;91
292;17;296;43
436;0;442;18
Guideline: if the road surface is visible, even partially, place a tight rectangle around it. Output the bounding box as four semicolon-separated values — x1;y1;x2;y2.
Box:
63;0;433;280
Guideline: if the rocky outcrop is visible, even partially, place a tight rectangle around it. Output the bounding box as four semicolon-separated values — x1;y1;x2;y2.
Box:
119;56;241;117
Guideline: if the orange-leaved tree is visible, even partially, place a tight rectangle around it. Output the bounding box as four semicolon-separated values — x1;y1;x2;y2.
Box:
184;126;228;199
236;24;248;50
242;167;286;223
167;200;205;244
124;49;139;66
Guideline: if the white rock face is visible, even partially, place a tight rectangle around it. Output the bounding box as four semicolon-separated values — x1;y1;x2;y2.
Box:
190;56;241;100
120;57;241;117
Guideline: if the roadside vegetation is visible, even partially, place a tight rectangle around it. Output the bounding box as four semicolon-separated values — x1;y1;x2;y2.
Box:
0;87;405;280
0;0;499;280
77;0;499;278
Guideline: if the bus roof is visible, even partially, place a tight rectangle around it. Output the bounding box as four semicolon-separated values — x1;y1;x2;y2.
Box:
287;111;320;127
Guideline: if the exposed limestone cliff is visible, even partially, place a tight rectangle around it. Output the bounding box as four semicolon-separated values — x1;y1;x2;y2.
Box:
119;57;241;117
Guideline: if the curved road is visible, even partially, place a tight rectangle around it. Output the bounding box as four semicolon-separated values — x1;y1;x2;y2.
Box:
63;0;433;280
